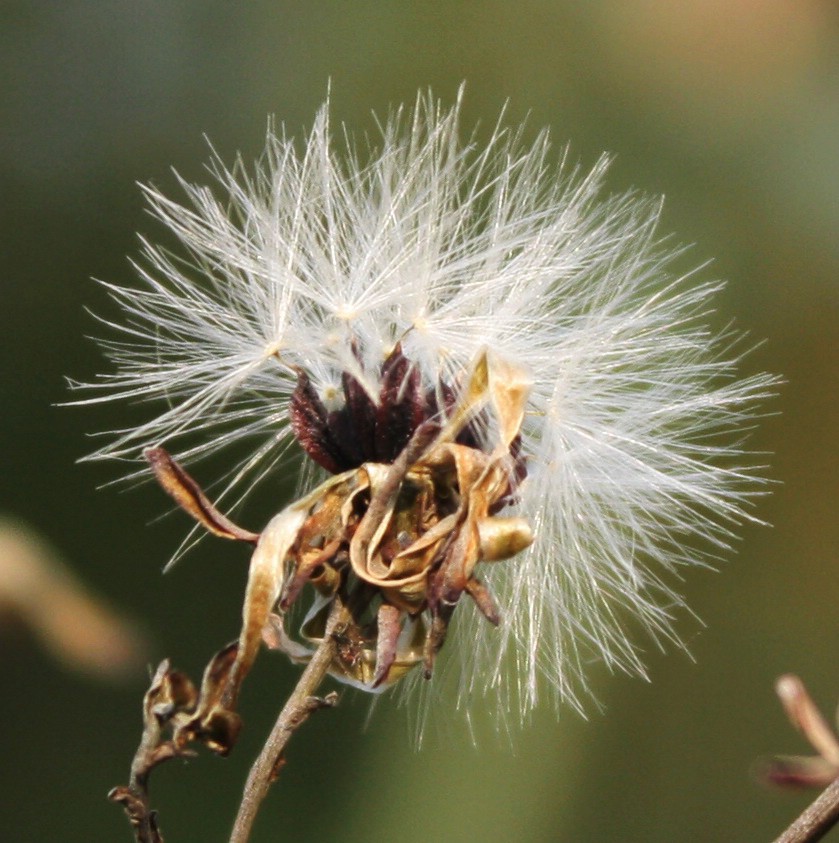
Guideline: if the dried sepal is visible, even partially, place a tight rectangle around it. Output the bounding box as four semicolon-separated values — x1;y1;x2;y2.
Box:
279;475;363;609
144;658;198;723
372;602;404;688
144;447;259;543
289;370;347;474
220;499;321;716
476;516;534;562
464;577;501;626
175;643;241;755
261;612;314;662
375;343;425;462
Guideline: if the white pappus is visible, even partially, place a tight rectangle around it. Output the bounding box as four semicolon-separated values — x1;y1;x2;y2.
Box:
76;87;776;725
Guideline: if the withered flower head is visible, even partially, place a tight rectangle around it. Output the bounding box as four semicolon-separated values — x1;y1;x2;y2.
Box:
76;88;775;725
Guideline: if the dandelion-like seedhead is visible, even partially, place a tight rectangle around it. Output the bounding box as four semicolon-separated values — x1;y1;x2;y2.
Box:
78;88;775;727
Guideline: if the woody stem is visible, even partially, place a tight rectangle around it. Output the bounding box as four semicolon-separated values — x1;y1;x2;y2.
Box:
228;599;351;843
773;778;839;843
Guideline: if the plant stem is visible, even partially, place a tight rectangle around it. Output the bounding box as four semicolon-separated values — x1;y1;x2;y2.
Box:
774;778;839;843
109;660;191;843
228;600;350;843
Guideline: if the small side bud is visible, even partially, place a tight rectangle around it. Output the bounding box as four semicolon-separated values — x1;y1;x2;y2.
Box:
478;516;534;562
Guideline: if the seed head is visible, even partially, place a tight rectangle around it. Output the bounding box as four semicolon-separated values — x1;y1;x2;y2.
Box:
76;88;776;725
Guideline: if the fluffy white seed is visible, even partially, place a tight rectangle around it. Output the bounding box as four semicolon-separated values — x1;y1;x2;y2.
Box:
75;88;776;723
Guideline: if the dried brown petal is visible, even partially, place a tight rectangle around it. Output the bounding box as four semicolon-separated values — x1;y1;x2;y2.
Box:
261;612;314;662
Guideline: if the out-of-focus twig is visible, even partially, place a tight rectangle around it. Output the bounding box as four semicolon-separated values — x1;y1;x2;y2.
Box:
0;517;147;678
761;675;839;791
763;675;839;842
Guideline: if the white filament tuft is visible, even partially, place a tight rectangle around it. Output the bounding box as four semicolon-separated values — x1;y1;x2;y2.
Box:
74;87;776;723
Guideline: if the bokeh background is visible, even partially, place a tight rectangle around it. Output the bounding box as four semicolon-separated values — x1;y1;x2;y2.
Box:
2;2;838;840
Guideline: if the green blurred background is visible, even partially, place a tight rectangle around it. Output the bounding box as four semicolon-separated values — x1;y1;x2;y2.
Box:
2;2;838;840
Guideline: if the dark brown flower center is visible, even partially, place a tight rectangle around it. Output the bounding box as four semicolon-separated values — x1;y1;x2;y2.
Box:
289;343;485;473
